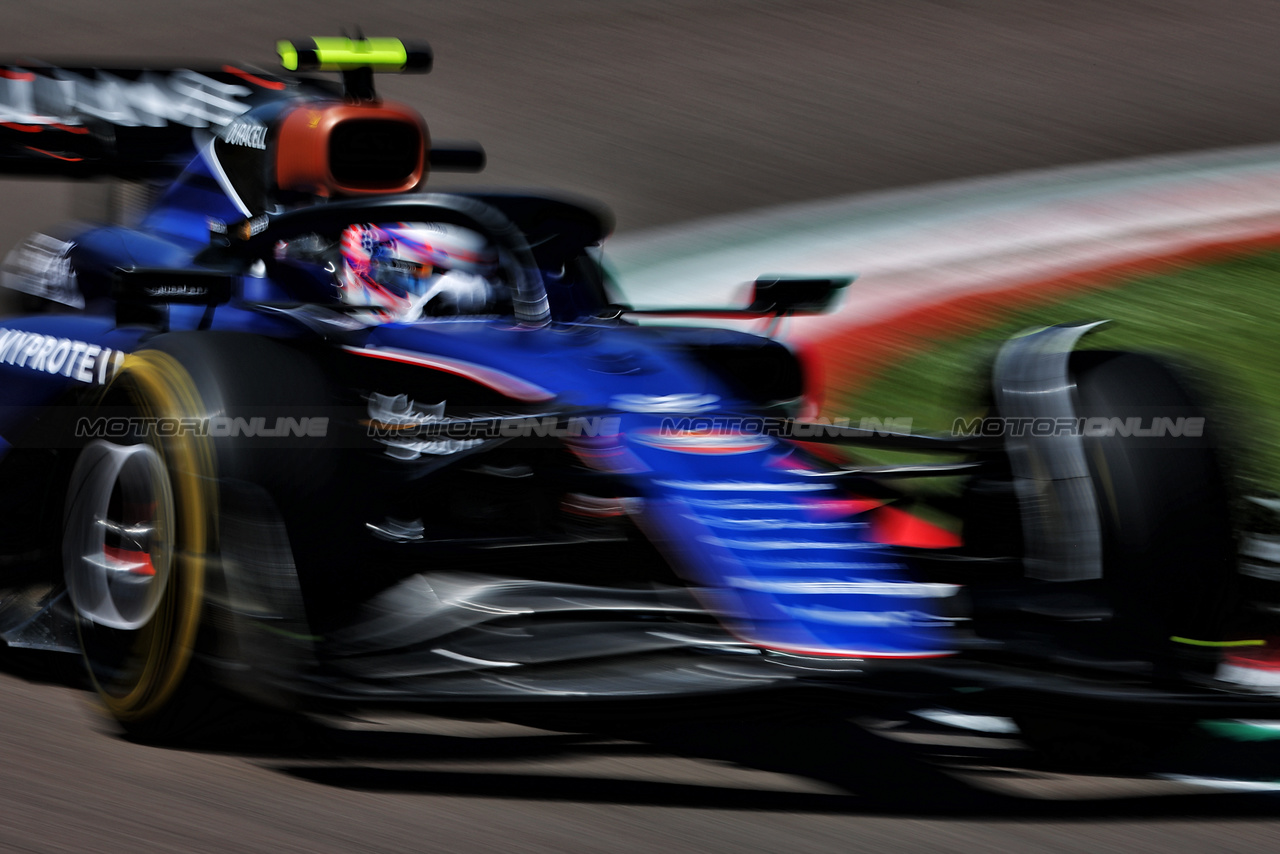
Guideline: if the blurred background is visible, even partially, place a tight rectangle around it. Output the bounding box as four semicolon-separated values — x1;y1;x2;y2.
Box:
5;0;1280;244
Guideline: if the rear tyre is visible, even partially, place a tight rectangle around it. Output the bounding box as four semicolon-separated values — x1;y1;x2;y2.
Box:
64;349;215;738
64;334;332;743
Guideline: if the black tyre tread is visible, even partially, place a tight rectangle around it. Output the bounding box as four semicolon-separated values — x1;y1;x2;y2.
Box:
1070;350;1238;657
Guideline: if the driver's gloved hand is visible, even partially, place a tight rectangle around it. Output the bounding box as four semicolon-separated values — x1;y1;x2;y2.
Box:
419;270;496;316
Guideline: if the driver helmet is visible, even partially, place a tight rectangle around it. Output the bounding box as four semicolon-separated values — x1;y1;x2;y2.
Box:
338;221;498;320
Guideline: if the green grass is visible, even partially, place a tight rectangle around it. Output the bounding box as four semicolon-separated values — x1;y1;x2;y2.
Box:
834;249;1280;491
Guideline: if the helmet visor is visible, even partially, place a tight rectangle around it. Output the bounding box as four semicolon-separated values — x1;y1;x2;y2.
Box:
369;253;436;297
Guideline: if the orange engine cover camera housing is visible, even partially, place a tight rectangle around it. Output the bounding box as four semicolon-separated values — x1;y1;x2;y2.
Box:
275;102;428;197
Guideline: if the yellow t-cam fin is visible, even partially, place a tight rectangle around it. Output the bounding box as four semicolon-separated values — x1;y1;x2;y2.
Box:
277;38;431;73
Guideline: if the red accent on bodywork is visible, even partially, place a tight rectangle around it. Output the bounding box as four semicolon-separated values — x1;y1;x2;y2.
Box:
341;345;556;402
630;427;772;455
1;122;41;133
758;641;954;659
792;441;855;467
869;505;962;549
25;146;83;162
222;65;287;90
801;496;886;519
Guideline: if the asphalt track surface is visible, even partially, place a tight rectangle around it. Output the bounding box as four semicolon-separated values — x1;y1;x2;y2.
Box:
5;2;1280;852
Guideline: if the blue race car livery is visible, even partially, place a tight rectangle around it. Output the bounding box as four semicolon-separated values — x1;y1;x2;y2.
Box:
0;38;1270;752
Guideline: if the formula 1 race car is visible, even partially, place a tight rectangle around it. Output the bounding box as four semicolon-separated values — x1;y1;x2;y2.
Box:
0;38;1277;755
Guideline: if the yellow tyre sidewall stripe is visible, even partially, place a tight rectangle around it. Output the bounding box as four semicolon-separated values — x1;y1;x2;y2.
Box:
83;350;216;721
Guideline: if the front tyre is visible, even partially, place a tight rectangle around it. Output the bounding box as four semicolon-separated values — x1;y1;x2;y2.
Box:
1071;350;1238;667
1012;351;1236;770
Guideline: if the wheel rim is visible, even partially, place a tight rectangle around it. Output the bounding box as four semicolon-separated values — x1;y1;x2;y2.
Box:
65;441;174;631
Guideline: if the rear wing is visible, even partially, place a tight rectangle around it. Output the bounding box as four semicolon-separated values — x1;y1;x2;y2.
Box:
0;65;304;178
0;38;482;181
